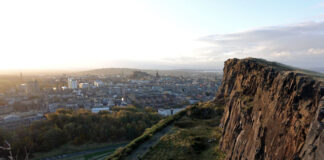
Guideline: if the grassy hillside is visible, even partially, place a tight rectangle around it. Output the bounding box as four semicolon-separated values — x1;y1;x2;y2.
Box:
107;102;225;160
107;109;187;160
142;115;224;160
244;58;324;80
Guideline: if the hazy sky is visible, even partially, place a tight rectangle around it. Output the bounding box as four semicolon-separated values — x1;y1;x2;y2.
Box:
1;0;324;71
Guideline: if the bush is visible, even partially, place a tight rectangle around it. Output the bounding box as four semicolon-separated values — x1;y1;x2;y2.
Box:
187;102;225;119
174;119;195;128
190;136;208;154
188;106;216;119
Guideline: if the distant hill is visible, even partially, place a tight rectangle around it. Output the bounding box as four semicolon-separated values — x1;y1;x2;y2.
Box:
76;68;140;76
75;68;221;77
310;67;324;74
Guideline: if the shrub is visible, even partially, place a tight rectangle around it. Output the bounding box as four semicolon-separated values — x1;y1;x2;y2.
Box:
190;136;208;154
174;119;195;128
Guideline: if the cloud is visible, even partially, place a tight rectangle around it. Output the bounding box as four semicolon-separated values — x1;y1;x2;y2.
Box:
308;48;324;55
196;21;324;69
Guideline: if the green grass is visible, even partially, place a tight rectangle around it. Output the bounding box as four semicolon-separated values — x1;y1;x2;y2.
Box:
243;58;324;81
141;116;225;160
106;102;226;160
106;109;187;160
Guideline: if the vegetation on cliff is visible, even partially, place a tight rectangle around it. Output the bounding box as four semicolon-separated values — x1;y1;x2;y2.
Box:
141;102;225;160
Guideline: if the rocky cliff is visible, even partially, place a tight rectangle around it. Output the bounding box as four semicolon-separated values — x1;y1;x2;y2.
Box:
216;58;324;160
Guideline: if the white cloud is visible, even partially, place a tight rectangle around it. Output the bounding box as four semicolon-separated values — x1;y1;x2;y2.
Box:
307;48;324;55
195;21;324;68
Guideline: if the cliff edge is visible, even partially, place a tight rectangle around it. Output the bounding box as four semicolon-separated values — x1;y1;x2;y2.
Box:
216;58;324;160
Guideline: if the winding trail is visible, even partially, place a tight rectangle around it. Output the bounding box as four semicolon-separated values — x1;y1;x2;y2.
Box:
125;125;174;160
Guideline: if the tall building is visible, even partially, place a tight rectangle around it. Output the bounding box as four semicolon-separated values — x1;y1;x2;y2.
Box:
79;83;89;89
68;78;78;89
156;71;160;79
94;80;104;87
28;80;40;95
20;80;40;95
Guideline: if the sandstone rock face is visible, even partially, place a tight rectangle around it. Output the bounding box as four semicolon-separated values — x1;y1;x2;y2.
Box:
216;58;324;160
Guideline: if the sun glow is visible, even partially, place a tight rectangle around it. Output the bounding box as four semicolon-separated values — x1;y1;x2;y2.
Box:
0;0;207;70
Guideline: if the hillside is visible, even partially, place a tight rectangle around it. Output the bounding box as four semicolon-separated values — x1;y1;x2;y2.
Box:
107;58;324;160
107;103;225;160
140;103;225;160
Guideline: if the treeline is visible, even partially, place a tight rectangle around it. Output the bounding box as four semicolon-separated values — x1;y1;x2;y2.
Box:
0;106;162;159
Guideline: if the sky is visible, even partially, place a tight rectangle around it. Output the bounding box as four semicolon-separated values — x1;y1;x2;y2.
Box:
0;0;324;71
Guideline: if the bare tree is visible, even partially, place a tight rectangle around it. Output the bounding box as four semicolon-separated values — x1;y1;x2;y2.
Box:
0;140;13;160
0;140;29;160
24;147;29;160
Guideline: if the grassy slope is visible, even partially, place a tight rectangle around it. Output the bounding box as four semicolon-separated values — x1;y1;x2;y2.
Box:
142;116;225;160
107;102;225;160
244;58;324;81
107;109;187;160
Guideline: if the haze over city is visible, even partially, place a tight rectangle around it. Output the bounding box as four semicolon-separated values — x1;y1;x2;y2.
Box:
1;0;324;72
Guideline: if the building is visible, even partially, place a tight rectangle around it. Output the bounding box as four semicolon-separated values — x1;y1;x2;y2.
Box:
19;80;40;95
91;107;110;113
4;114;20;122
79;83;89;89
68;78;78;89
0;105;13;115
27;80;40;95
158;108;185;116
94;80;104;87
128;93;180;108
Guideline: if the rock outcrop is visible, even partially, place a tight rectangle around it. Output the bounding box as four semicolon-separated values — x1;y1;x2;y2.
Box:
216;58;324;160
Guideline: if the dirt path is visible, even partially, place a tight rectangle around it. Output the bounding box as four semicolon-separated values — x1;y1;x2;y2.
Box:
125;125;174;160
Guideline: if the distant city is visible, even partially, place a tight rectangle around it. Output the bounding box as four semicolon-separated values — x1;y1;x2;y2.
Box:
0;69;222;130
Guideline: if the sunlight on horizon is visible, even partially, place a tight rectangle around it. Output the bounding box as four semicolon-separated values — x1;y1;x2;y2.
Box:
0;0;212;70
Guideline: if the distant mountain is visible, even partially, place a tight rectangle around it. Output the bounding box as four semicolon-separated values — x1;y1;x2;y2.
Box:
76;68;222;77
76;68;140;76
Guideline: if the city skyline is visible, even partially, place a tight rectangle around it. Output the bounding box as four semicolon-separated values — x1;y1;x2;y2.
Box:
1;0;324;71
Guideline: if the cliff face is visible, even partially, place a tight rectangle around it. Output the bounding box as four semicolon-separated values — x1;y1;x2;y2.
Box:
216;58;324;160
